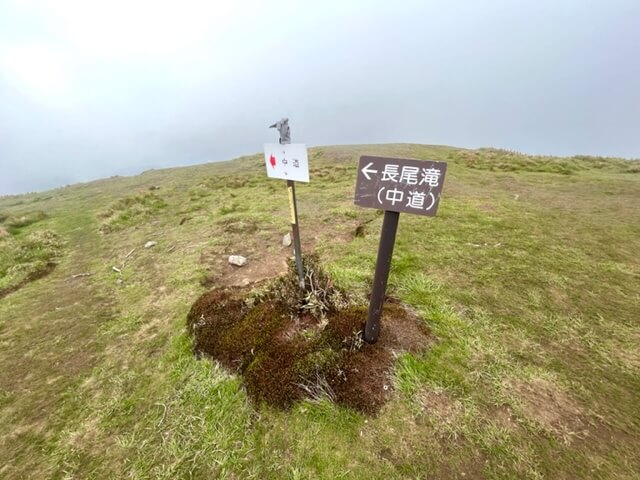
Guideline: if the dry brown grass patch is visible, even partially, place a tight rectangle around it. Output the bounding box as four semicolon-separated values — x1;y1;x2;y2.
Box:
511;377;589;442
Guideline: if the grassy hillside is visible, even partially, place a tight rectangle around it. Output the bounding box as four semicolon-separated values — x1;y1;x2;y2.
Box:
0;144;638;479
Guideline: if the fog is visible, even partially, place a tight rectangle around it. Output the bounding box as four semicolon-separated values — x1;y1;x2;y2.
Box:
1;0;639;195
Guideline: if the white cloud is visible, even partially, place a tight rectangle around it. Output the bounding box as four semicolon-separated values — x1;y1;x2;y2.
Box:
12;0;250;59
0;43;73;108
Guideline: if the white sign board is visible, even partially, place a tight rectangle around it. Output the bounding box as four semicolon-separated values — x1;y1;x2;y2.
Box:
264;143;309;183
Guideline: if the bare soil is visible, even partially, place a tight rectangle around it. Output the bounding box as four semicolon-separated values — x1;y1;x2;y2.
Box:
512;377;589;441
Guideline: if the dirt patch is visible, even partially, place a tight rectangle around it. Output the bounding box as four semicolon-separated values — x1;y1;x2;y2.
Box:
200;253;290;289
187;257;433;414
511;377;587;439
331;346;394;413
377;299;432;353
199;214;363;290
198;231;291;288
488;404;520;432
415;388;466;431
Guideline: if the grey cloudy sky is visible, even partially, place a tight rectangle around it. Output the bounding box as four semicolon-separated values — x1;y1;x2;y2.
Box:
1;0;639;195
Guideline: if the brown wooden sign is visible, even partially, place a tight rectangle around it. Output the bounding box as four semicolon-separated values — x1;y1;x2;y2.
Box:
353;155;448;344
354;156;447;216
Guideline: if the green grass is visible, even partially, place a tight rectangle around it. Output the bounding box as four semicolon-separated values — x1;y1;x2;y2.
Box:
0;144;638;479
98;192;168;233
0;229;64;295
1;210;48;233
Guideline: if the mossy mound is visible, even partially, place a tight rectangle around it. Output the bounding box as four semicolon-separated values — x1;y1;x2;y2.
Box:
186;256;432;414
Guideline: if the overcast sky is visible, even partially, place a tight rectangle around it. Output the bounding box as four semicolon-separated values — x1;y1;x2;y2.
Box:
1;0;639;195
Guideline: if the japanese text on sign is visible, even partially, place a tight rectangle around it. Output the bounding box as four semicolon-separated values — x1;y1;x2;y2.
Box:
264;143;309;183
354;156;447;216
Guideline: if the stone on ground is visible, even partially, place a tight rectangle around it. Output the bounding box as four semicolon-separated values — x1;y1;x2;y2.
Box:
228;255;247;267
282;233;292;247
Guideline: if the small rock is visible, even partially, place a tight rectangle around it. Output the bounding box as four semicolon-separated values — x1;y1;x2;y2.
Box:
144;241;157;249
149;185;160;190
228;255;247;267
282;233;292;247
116;278;124;285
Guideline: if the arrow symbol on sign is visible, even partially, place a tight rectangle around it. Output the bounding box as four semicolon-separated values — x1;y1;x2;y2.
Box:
361;162;378;180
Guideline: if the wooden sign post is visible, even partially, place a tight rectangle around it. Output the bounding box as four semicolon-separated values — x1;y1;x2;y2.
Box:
354;155;447;343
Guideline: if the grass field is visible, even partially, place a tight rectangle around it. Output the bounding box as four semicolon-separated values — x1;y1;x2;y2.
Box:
0;144;638;479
